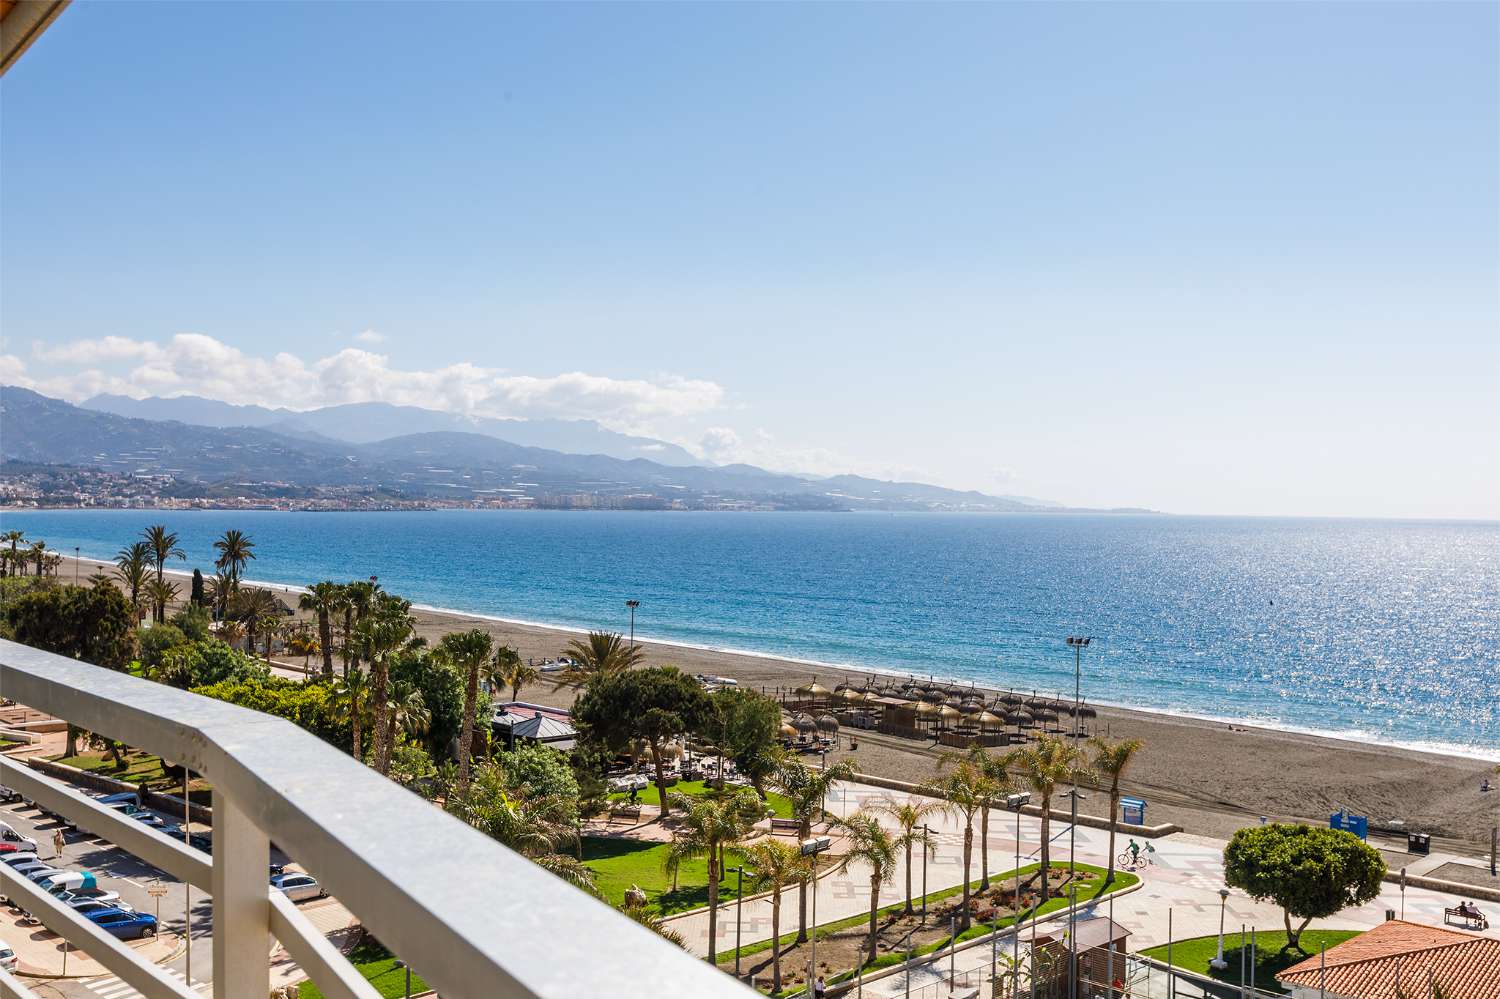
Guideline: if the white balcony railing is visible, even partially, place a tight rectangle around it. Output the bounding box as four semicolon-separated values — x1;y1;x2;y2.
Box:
0;638;748;998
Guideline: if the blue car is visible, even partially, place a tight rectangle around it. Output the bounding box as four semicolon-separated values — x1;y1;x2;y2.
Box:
85;907;157;939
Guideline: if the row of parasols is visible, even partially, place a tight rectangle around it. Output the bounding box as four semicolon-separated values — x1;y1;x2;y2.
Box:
789;676;1098;731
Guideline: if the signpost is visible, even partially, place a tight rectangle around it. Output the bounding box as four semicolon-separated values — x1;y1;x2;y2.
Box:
147;884;169;924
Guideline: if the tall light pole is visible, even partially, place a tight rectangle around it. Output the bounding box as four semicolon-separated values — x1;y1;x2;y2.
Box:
625;599;640;648
730;865;746;978
921;824;931;922
73;547;79;584
1211;888;1231;970
802;836;831;992
1065;636;1090;999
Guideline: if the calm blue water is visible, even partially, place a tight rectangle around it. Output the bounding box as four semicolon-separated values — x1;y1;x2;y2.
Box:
3;510;1496;756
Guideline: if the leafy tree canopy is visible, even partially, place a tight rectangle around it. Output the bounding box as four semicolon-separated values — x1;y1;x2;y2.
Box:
191;675;349;748
6;581;137;669
1223;823;1386;951
136;624;190;668
705;685;783;791
390;649;464;758
572;665;713;754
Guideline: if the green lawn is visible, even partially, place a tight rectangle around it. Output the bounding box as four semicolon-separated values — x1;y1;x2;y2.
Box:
721;861;1137;975
582;836;750;916
57;750;172;784
608;778;795;819
298;940;429;998
1141;930;1362;993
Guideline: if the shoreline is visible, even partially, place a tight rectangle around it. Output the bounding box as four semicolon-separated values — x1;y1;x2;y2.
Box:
35;553;1500;850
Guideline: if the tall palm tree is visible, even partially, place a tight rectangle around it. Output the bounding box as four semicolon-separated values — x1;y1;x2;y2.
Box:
342;579;379;674
1088;737;1144;886
941;744;1011;889
206;569;235;619
114;542;152;619
436;629;495;791
236;588;283;660
146;577;180;625
556;631;644;686
332;669;371;760
356;596;414;775
28;540;46;577
741;838;811;993
926;759;988;930
1006;734;1085;901
388;680;430;744
617;897;687;949
142;525;184;586
833;809;900;966
212;529;255;587
1;531;26;577
663;788;764;965
773;757;857;942
447;766;596;891
873;797;945;915
299;581;343;677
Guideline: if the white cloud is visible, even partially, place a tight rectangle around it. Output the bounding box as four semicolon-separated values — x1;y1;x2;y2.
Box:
19;333;726;430
354;330;386;344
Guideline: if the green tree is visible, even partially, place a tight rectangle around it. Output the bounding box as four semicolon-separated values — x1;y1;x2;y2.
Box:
192;675;348;747
114;542;152;619
1089;736;1144;887
833;809;900;966
299;581;343;677
927;759;988;929
556;631;644;686
1223;824;1385;953
873;797;944;915
572;665;713;823
332;669;372;760
501;742;580;824
741;838;811;992
390;649;464;760
146;576;179;625
499;651;537;702
773;756;857;942
941;744;1011;890
435;629;495;791
171;602;213;642
354;593;415;775
1006;734;1085;900
704;686;783;796
0;530;25;578
663;787;765;965
447;761;596;891
189;568;205;607
212;529;256;586
142;525;184;588
136;623;189;669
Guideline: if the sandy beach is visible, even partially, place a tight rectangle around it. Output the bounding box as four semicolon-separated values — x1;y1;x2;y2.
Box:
49;555;1500;853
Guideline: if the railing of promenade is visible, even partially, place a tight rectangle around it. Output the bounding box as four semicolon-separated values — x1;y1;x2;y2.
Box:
0;639;749;999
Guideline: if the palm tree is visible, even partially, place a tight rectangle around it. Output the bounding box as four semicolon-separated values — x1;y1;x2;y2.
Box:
114;542;152;620
556;631;644;686
142;525;184;586
741;838;811;993
663;788;764;965
235;588;283;660
299;581;343;677
833;809;900;966
1007;734;1085;901
1089;737;1143;886
146;577;180;625
332;669;371;760
447;765;596;891
504;654;540;699
388;680;430;744
436;629;494;791
355;596;414;775
773;757;857;942
873;797;945;915
342;579;379;674
29;540;47;577
617;897;687;949
941;744;1011;889
927;759;988;930
1;530;26;577
206;569;235;619
217;617;246;650
212;529;255;586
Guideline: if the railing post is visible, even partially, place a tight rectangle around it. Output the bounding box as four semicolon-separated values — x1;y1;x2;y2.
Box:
212;789;270;999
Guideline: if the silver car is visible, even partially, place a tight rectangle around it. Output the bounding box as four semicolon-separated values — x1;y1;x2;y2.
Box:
269;872;324;902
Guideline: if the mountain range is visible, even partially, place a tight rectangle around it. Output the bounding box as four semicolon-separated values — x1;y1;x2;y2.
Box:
2;387;1057;512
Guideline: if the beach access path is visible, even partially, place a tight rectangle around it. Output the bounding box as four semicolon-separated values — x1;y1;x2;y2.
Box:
664;781;1500;963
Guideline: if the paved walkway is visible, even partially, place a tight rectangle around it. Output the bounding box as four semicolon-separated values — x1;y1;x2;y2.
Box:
665;781;1500;966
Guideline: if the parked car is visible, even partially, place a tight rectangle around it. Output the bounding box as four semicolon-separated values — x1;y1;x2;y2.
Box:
269;872;324;902
25;867;69;884
0;822;39;854
52;886;122;906
68;896;134;916
86;908;157;939
0;938;15;972
94;792;140;805
7;859;53;879
0;852;40;868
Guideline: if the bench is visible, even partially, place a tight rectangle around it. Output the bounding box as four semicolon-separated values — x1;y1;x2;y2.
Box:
610;805;643;823
769;818;801;835
1444;906;1489;930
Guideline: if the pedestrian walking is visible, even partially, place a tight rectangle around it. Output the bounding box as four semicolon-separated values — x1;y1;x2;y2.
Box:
814;975;826;999
52;827;66;859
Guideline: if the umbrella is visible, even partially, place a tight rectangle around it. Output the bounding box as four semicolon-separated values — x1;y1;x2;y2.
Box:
797;681;831;699
792;713;818;733
999;692;1024;706
1077;704;1099;719
976;710;1004;728
839;688;868;704
937;704;962;720
816;714;840;735
959;700;983;715
780;722;799;738
913;701;939;715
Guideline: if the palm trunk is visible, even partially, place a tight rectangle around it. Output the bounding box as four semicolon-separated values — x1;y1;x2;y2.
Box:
351;691;362;761
981;802;991;890
771;894;783;993
904;840;914;914
341;610;353;677
1039;796;1052;900
1104;787;1119;886
370;658;390;772
319;611;333;677
796;816;811;942
457;663;479;791
652;745;671;822
868;874;880;964
706;851;720;965
960;818;974;930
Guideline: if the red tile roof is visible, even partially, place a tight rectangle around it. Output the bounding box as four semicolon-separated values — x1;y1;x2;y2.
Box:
1278;921;1500;999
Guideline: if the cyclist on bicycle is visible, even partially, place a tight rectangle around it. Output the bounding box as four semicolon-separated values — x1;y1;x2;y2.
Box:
1127;839;1141;866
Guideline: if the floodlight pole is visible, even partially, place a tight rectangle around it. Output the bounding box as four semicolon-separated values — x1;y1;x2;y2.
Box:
921;824;931;922
1065;635;1090;999
625;599;640;648
1211;888;1231;970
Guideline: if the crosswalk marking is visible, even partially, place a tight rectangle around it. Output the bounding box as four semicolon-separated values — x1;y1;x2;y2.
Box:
80;966;209;999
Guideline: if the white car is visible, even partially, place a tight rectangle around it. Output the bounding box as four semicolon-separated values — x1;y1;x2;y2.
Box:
0;938;15;972
0;823;39;855
270;872;324;902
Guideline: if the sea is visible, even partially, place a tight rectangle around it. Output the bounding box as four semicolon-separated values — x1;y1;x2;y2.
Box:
2;509;1495;758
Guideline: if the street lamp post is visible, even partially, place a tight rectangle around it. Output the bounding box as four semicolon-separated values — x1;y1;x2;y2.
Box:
395;959;412;998
730;865;746;978
1065;636;1090;999
625;599;640;647
1211;888;1231;970
803;836;832;993
73;547;79;584
921;824;931;922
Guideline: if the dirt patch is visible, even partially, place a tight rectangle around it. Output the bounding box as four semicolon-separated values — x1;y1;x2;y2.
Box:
1425;862;1500;889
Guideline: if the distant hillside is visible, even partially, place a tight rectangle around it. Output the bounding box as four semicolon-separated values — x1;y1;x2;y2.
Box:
6;387;1049;511
83;393;701;466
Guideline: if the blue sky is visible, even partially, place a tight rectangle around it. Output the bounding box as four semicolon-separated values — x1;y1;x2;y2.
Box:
2;2;1496;518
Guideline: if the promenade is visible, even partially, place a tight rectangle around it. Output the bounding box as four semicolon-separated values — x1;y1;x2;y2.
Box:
664;781;1500;973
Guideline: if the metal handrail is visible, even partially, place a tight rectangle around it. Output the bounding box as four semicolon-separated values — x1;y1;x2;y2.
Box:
1;638;748;997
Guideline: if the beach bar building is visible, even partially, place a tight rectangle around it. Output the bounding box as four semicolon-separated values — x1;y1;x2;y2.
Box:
1275;920;1500;999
